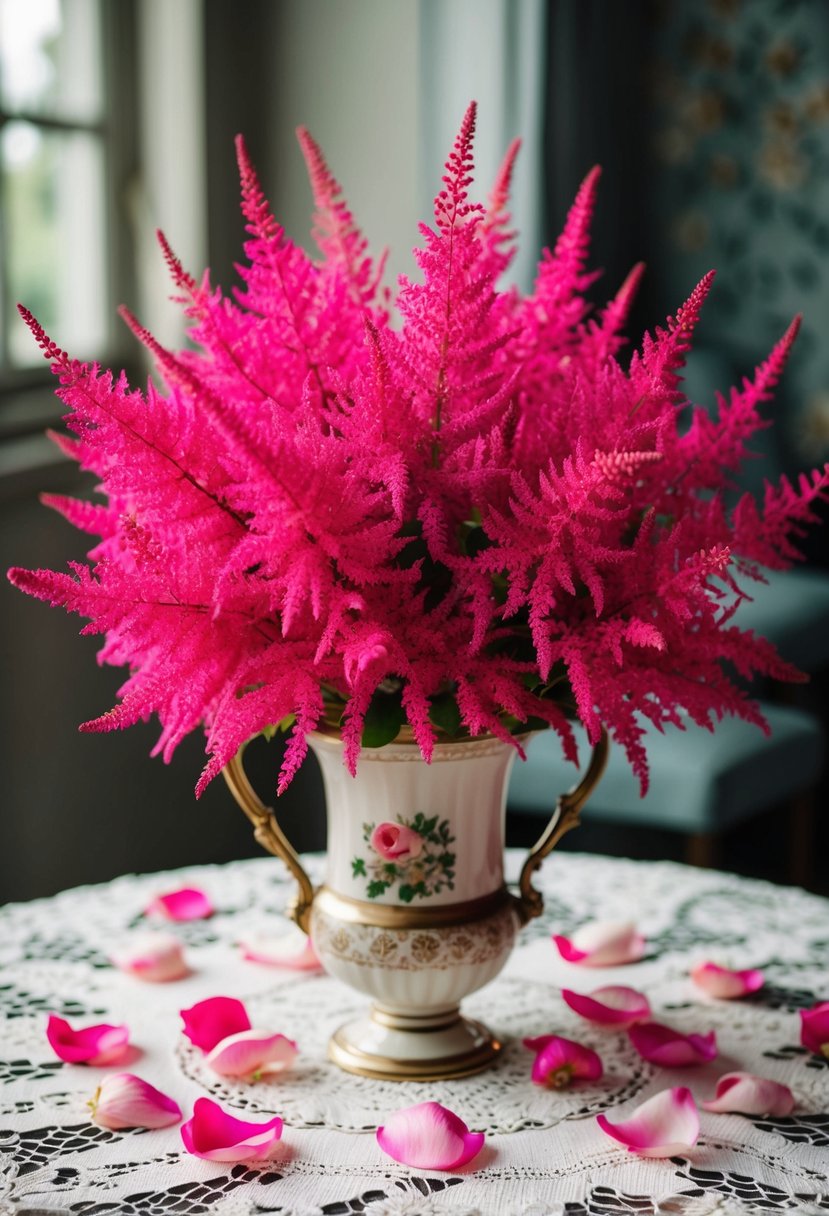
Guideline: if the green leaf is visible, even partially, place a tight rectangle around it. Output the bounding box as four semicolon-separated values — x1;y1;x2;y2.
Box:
352;857;366;878
429;692;461;737
383;862;399;876
361;688;406;749
398;884;415;903
261;713;296;741
367;880;389;899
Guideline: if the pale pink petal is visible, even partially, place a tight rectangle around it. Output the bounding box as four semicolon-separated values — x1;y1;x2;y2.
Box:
597;1086;700;1157
90;1073;181;1129
701;1072;794;1116
369;821;425;862
46;1015;130;1066
206;1030;298;1078
562;986;651;1027
240;929;323;971
691;962;765;999
800;1001;829;1057
111;934;189;982
553;921;645;967
180;996;252;1052
629;1021;718;1067
523;1034;603;1088
376;1101;484;1170
180;1096;284;1161
145;887;213;921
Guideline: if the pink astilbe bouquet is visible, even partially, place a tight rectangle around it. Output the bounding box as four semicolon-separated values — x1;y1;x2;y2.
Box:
9;103;828;798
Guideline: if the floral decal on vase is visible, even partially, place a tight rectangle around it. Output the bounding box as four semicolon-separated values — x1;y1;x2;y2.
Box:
352;815;455;902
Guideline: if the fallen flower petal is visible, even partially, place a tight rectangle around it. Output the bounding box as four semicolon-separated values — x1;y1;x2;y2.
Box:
629;1021;717;1067
180;1096;284;1161
369;821;424;862
376;1101;484;1170
553;921;645;967
145;887;213;921
562;985;651;1027
523;1034;603;1088
240;929;323;971
206;1029;298;1078
690;962;764;999
89;1073;181;1129
46;1015;130;1066
597;1086;700;1157
111;934;189;982
180;996;252;1053
701;1072;794;1116
801;1001;829;1057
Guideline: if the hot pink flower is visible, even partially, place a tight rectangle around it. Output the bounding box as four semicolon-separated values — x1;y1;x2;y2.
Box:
89;1073;181;1129
562;985;651;1027
701;1072;794;1116
145;887;213;921
180;1097;284;1162
369;821;424;862
111;934;189;982
523;1034;603;1088
690;962;764;999
46;1015;130;1066
800;1001;829;1057
629;1021;718;1067
205;1030;298;1079
376;1101;484;1170
180;996;251;1053
553;921;645;966
240;930;323;971
597;1087;700;1157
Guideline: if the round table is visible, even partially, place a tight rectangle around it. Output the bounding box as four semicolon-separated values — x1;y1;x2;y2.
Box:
1;852;827;1216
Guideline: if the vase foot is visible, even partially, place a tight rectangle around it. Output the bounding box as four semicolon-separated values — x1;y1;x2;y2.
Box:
328;1004;502;1080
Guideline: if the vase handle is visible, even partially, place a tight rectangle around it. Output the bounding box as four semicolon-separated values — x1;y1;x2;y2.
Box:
222;748;315;935
513;729;609;927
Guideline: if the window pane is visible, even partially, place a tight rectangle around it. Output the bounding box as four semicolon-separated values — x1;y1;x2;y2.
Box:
0;0;102;122
2;121;108;367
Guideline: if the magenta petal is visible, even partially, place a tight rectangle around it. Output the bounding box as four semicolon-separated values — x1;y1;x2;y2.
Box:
90;1073;181;1129
146;887;213;921
596;1086;700;1157
240;930;323;971
376;1101;484;1170
691;962;764;999
523;1034;603;1087
562;986;651;1027
46;1015;130;1066
629;1021;718;1066
800;1002;829;1057
701;1072;795;1116
180;996;252;1053
553;921;645;967
206;1030;298;1078
180;1097;284;1162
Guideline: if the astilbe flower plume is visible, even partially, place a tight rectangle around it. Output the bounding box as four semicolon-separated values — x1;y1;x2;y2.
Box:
8;102;829;797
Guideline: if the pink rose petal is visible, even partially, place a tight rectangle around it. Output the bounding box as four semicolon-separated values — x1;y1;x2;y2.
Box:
376;1101;484;1170
206;1030;298;1078
629;1021;718;1067
111;934;189;982
90;1073;181;1129
369;821;424;862
46;1015;130;1066
523;1034;604;1088
240;930;323;971
597;1086;700;1157
180;1096;284;1162
180;996;252;1053
145;887;213;921
553;921;645;967
800;1001;829;1057
562;985;652;1027
701;1072;795;1116
691;962;764;999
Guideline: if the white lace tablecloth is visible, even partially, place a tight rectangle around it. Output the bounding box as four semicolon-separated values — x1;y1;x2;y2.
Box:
1;852;827;1216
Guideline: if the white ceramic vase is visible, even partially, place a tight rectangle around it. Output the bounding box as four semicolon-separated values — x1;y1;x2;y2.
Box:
224;728;607;1080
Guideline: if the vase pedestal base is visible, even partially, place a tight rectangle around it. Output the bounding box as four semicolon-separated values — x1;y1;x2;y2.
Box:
328;1003;502;1081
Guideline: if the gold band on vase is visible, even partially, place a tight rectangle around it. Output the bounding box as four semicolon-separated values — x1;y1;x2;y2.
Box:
311;883;515;930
